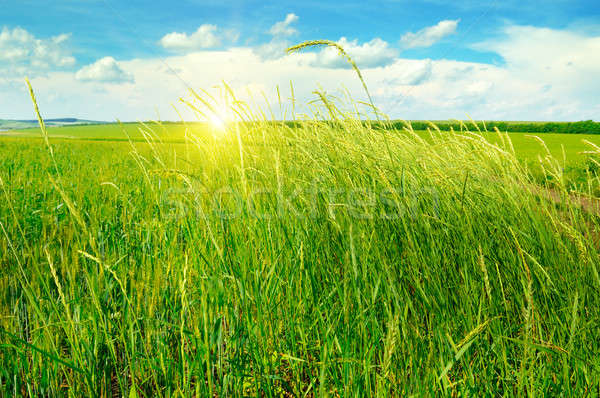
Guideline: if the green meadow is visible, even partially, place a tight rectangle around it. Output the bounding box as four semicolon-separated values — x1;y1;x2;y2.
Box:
8;121;600;164
2;89;600;396
7;122;600;195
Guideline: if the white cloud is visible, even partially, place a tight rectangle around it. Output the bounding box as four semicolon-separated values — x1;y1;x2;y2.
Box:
269;13;299;37
159;24;222;52
0;26;75;77
400;20;459;49
255;12;396;68
380;60;433;86
474;25;600;90
254;39;291;61
308;37;398;69
75;57;134;84
6;25;599;122
223;29;240;44
468;24;600;116
255;13;301;60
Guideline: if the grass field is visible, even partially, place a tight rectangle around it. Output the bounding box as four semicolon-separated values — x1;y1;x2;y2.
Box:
2;90;600;396
7;121;600;193
8;121;600;163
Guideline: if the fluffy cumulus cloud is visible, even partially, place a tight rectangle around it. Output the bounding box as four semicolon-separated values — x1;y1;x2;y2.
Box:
5;24;600;122
374;60;510;119
400;19;459;49
269;13;299;37
254;39;290;61
308;37;398;69
75;57;134;84
0;26;75;77
374;23;600;120
256;14;397;69
159;24;222;52
255;13;300;60
474;25;600;94
269;13;298;36
379;59;433;86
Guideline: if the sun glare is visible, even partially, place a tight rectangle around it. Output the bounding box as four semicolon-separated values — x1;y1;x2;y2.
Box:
209;113;227;131
207;104;231;134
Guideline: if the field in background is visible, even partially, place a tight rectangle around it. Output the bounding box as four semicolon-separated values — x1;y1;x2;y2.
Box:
6;122;600;195
0;118;105;131
6;121;600;164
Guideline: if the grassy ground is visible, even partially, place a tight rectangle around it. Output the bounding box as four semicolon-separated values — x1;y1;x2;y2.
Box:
2;97;600;396
3;123;192;142
8;122;600;196
8;122;600;164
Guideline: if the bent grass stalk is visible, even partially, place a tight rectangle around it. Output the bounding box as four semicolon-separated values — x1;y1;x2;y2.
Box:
287;40;380;121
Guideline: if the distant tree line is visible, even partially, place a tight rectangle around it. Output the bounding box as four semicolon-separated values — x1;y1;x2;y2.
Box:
154;120;600;134
278;120;600;134
390;120;600;134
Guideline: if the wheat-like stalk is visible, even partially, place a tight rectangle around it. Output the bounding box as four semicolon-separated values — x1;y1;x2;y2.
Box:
287;40;379;120
26;77;62;176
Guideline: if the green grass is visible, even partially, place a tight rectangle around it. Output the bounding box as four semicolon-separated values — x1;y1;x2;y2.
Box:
9;123;600;198
2;89;600;396
10;122;600;165
5;122;196;142
479;131;599;164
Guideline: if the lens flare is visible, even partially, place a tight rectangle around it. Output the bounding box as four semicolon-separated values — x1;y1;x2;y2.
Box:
207;104;230;134
209;113;226;130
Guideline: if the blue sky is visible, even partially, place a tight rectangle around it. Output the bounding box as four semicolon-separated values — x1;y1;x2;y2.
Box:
1;0;599;121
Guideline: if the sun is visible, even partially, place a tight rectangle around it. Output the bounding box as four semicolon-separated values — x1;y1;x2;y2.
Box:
209;113;226;131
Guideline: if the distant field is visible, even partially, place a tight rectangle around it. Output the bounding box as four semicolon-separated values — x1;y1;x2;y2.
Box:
3;122;193;142
472;131;599;166
6;122;600;167
0;118;105;130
